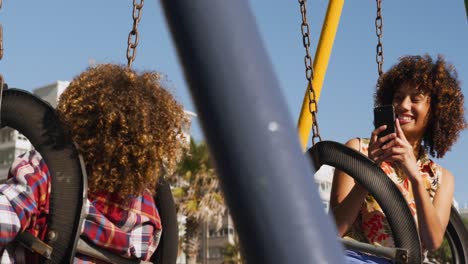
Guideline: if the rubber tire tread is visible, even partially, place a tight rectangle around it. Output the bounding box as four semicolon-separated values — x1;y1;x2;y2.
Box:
1;89;85;264
307;140;422;264
152;178;179;264
446;206;468;263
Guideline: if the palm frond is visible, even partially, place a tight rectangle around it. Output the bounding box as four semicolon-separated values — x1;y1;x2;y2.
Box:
170;138;228;262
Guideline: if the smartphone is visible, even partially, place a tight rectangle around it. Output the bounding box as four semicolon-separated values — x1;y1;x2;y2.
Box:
373;105;396;139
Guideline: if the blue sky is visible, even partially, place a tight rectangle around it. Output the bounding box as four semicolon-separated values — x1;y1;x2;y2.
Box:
1;1;467;205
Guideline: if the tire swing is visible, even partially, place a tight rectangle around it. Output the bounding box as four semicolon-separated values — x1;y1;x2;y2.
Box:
1;88;87;264
307;141;422;264
307;142;468;264
125;4;179;262
151;178;179;264
296;1;421;262
0;2;179;263
445;206;468;263
65;1;179;262
296;1;468;262
1;88;180;264
68;1;180;262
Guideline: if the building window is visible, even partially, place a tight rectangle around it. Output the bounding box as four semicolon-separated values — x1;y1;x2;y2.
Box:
209;227;232;237
323;201;329;212
208;247;222;259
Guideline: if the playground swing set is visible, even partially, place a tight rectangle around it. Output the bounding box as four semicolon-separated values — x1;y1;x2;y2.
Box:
0;0;467;263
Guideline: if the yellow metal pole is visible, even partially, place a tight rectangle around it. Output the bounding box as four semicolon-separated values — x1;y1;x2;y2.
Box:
297;0;344;151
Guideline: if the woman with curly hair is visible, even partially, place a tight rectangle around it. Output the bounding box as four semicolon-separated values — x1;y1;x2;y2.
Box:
329;54;467;263
0;64;187;263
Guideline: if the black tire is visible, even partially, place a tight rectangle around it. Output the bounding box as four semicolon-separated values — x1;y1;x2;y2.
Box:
307;140;422;264
1;88;86;264
445;206;468;264
152;178;179;264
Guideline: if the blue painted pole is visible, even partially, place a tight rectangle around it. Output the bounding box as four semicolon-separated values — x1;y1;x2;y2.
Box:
159;1;345;263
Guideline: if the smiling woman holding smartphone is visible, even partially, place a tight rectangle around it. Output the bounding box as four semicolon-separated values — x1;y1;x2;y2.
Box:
329;54;467;263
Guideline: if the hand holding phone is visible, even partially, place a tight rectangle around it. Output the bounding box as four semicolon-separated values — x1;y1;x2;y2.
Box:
373;105;396;139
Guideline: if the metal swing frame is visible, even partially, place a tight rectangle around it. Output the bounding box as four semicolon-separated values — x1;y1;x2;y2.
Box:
160;1;345;263
160;1;468;263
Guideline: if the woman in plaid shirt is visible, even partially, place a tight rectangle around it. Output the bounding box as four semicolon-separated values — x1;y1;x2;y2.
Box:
0;64;188;263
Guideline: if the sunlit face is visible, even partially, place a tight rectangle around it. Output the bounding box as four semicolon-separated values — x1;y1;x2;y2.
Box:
392;83;431;142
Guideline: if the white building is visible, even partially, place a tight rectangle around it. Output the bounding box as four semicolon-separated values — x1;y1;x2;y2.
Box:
0;129;32;178
460;206;468;220
314;165;334;212
33;81;70;108
199;212;238;264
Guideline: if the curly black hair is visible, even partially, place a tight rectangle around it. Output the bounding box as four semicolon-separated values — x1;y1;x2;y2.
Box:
375;54;466;158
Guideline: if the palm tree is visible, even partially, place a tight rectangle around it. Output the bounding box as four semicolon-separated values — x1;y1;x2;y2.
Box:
222;232;245;264
169;138;226;264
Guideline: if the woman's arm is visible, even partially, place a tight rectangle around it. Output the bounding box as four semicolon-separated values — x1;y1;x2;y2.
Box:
329;138;368;236
411;167;454;250
0;194;21;246
0;150;50;247
377;119;453;250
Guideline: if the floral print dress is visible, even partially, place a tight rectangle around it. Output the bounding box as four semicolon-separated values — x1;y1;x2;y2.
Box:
344;138;441;248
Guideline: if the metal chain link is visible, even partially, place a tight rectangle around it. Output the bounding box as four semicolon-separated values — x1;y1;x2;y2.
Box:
126;0;144;68
298;0;321;145
375;0;384;77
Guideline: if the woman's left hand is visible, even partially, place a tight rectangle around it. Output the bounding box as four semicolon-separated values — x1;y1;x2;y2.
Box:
375;119;420;182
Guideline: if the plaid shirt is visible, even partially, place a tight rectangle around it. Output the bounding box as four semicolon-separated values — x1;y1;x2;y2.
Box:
0;150;162;263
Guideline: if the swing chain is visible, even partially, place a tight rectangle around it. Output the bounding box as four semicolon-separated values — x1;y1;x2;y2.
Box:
375;0;384;77
126;0;144;68
298;0;321;145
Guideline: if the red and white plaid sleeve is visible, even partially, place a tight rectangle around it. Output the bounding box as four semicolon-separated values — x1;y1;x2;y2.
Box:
0;150;51;247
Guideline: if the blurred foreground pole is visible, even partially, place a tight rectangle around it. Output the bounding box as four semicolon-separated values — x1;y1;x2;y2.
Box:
159;1;345;263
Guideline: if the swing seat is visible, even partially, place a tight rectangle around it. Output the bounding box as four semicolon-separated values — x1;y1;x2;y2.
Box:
308;140;422;264
1;88;179;264
1;88;86;263
308;140;468;264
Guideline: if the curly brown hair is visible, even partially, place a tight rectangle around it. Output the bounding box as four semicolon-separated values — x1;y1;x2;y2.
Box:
57;64;188;200
375;54;467;158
